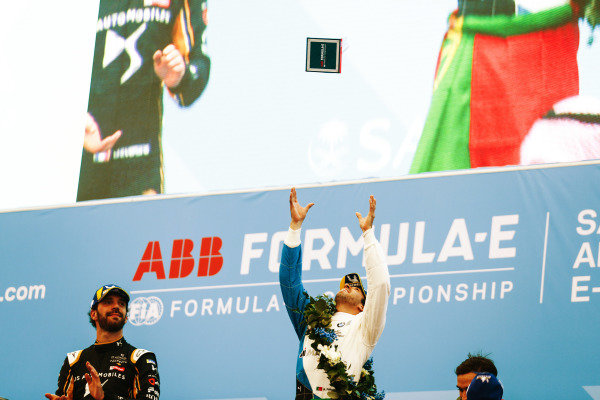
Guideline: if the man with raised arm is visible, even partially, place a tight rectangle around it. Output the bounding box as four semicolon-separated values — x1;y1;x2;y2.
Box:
279;188;391;400
44;285;160;400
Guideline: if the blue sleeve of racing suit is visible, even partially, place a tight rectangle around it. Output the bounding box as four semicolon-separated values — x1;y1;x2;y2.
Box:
279;243;310;339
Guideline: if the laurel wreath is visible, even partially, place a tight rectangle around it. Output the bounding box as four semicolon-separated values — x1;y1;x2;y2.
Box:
303;294;384;400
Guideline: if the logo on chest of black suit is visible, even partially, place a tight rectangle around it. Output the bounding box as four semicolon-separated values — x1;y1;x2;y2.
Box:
110;354;128;364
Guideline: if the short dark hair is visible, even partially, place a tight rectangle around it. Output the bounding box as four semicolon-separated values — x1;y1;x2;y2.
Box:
455;352;498;376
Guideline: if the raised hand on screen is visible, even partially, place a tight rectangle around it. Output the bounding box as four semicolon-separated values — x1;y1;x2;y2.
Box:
83;113;122;154
153;44;186;89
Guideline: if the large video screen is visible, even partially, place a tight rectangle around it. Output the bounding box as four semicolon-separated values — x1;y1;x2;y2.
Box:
2;0;600;209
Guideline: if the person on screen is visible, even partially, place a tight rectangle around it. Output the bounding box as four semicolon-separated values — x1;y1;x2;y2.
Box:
455;353;498;400
44;285;160;400
279;188;390;399
410;0;599;174
77;0;211;201
520;95;600;165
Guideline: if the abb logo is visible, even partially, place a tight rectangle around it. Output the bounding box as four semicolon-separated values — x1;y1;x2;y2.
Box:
133;238;223;281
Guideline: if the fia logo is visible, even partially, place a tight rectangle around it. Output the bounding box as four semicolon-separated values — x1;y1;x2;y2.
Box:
129;297;164;326
103;24;146;83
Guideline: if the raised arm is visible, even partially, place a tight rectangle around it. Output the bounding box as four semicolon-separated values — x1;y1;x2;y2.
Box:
165;0;211;107
357;196;391;346
279;188;314;338
355;195;376;233
289;187;314;230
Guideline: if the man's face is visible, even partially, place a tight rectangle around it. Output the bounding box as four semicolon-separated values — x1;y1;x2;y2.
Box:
456;372;477;400
93;293;128;332
335;284;365;310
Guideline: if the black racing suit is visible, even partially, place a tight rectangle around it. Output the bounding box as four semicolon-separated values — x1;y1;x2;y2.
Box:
77;0;210;201
54;338;159;400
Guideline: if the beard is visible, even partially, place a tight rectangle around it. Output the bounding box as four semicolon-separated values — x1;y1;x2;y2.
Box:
335;290;362;308
97;311;126;332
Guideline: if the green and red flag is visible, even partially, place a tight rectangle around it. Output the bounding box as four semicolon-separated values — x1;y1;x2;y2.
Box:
410;4;580;173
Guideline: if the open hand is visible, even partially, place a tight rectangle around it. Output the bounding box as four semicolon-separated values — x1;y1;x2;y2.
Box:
289;187;314;229
356;195;376;232
83;113;121;154
84;362;105;400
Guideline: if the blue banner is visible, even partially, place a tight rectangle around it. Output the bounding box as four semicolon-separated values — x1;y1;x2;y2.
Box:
2;163;600;399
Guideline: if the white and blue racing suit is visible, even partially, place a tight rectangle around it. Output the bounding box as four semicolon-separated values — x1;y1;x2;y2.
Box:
279;227;391;399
